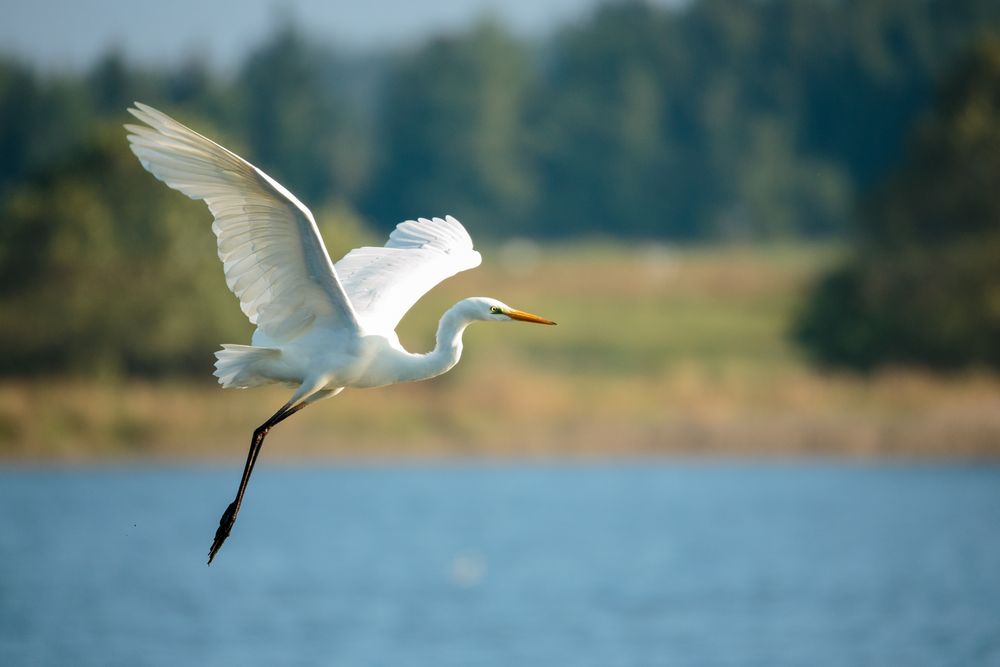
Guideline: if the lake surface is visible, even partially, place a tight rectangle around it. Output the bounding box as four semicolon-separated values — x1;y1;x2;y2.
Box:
1;463;998;666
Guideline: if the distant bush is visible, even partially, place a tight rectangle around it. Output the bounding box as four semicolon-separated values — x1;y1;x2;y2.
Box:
0;122;370;376
795;37;1000;370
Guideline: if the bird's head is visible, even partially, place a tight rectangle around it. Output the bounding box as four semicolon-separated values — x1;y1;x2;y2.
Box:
460;297;557;325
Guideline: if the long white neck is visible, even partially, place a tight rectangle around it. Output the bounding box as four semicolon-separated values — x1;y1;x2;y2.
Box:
394;303;472;384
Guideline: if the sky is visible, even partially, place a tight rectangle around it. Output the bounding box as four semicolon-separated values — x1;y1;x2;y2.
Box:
0;0;681;71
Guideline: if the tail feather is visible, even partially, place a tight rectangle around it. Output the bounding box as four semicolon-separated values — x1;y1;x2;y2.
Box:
213;344;280;388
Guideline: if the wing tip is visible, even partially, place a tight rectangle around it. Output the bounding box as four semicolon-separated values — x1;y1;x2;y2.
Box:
126;101;154;122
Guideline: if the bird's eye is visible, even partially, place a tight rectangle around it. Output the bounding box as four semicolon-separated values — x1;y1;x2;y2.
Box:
490;306;502;314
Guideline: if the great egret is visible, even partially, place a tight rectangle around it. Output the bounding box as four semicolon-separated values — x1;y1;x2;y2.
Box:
124;103;556;564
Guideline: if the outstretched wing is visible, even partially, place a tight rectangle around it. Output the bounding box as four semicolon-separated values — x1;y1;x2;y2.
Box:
125;102;359;341
335;216;482;333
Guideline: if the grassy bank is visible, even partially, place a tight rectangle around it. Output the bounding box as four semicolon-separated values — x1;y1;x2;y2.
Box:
3;243;999;460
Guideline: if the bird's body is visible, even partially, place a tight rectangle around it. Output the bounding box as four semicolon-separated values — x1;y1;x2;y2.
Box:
124;103;555;563
218;297;488;390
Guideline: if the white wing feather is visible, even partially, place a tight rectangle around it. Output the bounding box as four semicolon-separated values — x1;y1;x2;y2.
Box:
336;216;482;333
124;102;359;340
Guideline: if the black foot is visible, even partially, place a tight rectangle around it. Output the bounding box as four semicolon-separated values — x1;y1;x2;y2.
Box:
208;500;238;565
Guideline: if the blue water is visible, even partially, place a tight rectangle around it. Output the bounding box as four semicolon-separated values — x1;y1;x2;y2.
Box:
1;463;999;666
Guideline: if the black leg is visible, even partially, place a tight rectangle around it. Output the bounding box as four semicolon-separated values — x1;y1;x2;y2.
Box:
207;402;306;564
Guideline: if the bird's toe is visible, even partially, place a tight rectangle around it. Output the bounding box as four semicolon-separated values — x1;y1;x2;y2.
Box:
207;501;238;565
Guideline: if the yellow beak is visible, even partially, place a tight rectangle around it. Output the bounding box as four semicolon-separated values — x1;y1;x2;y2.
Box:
506;309;557;325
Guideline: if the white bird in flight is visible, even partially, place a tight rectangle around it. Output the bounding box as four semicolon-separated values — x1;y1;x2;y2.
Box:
124;102;556;564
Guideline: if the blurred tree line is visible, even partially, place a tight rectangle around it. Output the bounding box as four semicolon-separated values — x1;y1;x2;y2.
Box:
1;0;999;375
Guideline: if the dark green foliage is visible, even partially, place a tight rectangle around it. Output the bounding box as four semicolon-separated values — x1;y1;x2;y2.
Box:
795;36;1000;370
237;24;372;205
525;0;997;239
3;1;999;242
365;22;536;238
0;123;251;375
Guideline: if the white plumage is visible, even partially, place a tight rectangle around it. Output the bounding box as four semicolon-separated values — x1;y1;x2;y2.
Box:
335;215;482;333
126;103;356;342
124;102;555;563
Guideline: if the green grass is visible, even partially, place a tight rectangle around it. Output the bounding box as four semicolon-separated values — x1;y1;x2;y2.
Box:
399;241;838;373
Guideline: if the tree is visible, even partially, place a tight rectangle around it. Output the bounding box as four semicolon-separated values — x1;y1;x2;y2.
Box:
237;23;370;207
533;0;855;239
533;2;685;238
795;35;1000;370
364;21;535;238
0;123;249;375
